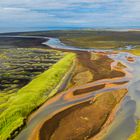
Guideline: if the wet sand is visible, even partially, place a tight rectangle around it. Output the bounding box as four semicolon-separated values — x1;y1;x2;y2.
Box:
126;56;135;62
10;36;133;140
23;51;130;140
39;89;127;140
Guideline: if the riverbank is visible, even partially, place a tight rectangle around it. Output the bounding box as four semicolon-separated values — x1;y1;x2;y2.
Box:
14;48;131;140
0;53;76;140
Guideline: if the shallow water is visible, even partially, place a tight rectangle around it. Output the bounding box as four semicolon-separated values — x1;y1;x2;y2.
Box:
45;37;136;51
2;36;140;140
46;38;140;140
103;53;140;140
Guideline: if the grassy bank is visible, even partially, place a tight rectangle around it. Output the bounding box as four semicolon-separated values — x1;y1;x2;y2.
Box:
0;53;76;140
129;121;140;140
128;49;140;56
0;48;64;94
61;36;140;49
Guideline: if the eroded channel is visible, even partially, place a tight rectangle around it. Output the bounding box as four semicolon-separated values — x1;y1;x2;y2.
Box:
11;37;140;140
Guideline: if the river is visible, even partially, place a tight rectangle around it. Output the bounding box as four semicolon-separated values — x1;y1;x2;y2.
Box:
4;36;139;140
45;38;140;140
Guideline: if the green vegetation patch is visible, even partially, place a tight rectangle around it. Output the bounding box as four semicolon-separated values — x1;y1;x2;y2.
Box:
3;30;140;49
72;70;93;86
129;121;140;140
0;48;64;93
61;36;140;49
0;53;76;140
128;49;140;56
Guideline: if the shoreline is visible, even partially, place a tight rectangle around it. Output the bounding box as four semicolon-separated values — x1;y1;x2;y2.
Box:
32;89;127;140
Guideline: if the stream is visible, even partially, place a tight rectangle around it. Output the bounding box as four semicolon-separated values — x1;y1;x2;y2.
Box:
45;38;140;140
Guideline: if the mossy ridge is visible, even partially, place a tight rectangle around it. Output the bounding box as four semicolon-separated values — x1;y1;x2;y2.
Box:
0;53;76;140
0;48;65;93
